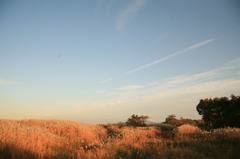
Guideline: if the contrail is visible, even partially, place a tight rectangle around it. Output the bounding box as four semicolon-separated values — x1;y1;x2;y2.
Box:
126;39;215;74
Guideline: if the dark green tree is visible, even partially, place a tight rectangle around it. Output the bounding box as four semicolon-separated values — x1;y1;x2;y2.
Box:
196;94;240;128
126;114;149;127
225;95;240;127
165;114;178;125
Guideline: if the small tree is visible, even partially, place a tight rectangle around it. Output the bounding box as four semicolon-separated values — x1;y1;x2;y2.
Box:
126;114;149;127
165;114;176;123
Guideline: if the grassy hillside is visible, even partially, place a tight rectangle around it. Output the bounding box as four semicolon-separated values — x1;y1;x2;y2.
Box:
0;119;240;159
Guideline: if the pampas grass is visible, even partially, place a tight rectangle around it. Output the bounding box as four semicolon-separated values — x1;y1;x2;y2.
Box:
0;119;239;159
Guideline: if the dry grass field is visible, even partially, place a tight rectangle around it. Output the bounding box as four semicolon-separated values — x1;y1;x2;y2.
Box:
0;119;240;159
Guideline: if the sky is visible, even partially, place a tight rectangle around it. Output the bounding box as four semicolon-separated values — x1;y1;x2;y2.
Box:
0;0;240;124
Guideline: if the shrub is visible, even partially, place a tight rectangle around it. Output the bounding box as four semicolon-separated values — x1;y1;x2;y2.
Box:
157;124;176;139
212;127;240;140
175;124;203;136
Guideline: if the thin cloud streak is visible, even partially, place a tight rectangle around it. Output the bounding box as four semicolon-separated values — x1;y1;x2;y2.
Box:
164;70;218;86
117;85;144;91
98;78;113;84
116;0;146;32
72;58;240;122
126;39;215;74
146;57;240;88
74;79;240;117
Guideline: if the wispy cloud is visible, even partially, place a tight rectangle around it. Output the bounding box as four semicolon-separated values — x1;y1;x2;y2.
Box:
126;39;215;74
117;85;144;91
72;58;240;122
98;78;113;84
116;0;146;32
97;58;240;105
146;58;240;89
164;70;218;86
222;58;240;69
117;58;240;103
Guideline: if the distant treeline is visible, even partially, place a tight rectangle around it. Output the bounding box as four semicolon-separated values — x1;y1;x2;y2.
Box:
163;114;204;127
125;94;240;129
163;94;240;129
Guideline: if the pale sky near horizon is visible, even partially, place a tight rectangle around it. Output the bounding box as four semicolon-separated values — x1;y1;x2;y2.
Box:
1;0;240;124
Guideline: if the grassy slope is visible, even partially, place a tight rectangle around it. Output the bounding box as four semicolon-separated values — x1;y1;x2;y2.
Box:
0;119;240;159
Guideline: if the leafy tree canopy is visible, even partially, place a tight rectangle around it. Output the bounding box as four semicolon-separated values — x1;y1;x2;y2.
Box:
196;94;240;128
126;114;149;127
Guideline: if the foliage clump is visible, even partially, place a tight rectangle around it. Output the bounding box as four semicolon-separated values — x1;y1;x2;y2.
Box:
164;114;204;127
196;94;240;128
175;124;203;135
126;114;149;127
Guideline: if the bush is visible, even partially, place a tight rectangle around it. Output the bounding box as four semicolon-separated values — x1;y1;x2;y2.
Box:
175;124;203;136
212;127;240;140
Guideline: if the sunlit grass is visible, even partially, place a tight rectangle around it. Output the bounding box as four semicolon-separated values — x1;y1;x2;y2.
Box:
0;119;239;159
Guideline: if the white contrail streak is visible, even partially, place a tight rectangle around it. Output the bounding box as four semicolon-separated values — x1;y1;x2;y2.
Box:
126;39;215;74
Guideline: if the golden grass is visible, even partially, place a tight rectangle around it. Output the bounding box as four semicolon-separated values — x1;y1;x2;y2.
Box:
0;119;240;159
175;124;202;135
0;119;107;159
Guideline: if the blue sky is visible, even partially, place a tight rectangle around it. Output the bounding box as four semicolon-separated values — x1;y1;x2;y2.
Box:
1;0;240;123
